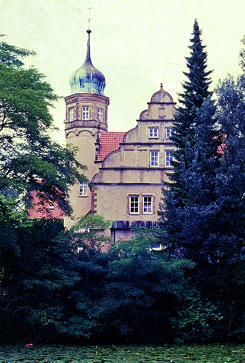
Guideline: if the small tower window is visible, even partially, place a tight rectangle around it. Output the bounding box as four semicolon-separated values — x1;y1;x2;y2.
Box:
98;108;103;122
79;182;88;197
69;108;74;122
82;107;89;120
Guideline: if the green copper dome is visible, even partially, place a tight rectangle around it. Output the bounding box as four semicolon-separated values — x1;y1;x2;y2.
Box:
70;30;106;95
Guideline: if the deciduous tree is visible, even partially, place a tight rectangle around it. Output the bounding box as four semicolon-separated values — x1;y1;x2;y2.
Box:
0;40;87;215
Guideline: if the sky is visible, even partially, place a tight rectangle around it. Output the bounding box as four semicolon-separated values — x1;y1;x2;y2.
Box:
0;0;244;144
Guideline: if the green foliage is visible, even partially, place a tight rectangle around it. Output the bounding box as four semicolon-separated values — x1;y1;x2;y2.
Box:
171;19;213;166
159;23;245;342
240;35;245;72
70;214;112;251
0;40;87;215
0;218;80;343
100;228;195;343
0;41;34;67
171;292;222;343
42;225;201;344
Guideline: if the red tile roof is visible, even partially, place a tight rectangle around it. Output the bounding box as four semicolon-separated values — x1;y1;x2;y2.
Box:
99;132;126;160
28;191;64;219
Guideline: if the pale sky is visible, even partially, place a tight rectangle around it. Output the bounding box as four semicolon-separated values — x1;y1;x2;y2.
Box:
0;0;244;143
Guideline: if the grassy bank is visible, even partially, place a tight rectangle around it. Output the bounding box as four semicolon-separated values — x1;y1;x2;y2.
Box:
0;343;244;362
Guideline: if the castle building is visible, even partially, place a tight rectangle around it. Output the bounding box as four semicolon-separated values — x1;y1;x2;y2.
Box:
64;29;176;242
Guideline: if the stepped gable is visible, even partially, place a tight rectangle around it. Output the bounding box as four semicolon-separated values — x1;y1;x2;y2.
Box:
99;132;125;160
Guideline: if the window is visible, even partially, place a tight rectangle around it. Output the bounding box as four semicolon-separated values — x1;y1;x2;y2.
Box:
49;203;55;211
79;182;88;197
166;128;173;139
165;151;173;167
143;196;153;214
69;108;74;121
82;106;89;120
98;108;103;122
149;127;158;138
129;196;139;214
150;151;159;167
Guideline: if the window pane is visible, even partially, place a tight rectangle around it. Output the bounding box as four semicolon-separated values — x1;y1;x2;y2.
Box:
150;151;159;166
82;107;89;120
79;182;88;196
165;151;173;166
129;196;139;214
98;108;103;122
149;127;158;138
69;108;74;121
166;128;173;138
49;203;55;210
143;196;153;214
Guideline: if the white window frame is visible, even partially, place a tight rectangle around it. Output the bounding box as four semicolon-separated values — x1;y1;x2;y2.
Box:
129;195;140;214
79;182;88;197
149;127;158;139
166;128;173;139
82;106;89;120
165;151;173;167
98;108;103;122
150;151;159;167
49;203;55;211
143;195;153;214
69;108;74;122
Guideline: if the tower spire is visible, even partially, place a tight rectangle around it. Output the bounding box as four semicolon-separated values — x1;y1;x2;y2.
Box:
85;29;92;64
85;7;92;64
69;7;106;95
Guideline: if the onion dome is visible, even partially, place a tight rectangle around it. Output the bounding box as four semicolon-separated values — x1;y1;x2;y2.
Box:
70;30;106;95
150;83;173;103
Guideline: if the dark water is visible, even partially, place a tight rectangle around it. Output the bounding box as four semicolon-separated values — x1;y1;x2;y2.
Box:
0;344;244;362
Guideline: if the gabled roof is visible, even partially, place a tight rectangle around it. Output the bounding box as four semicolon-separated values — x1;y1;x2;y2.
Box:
99;132;126;160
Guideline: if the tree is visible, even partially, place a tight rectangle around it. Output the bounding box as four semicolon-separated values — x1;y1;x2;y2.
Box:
0;40;87;215
213;73;245;339
0;216;81;343
163;19;213;207
159;19;216;249
159;24;245;340
0;40;88;342
240;35;245;72
160;99;220;259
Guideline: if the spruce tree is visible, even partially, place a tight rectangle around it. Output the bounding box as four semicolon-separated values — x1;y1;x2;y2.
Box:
165;19;213;206
159;20;215;248
159;24;245;339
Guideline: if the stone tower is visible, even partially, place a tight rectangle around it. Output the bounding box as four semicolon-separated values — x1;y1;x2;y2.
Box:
64;29;109;226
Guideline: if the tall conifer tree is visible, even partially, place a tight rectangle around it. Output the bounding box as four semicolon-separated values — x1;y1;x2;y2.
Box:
159;25;245;338
165;19;213;206
159;20;218;257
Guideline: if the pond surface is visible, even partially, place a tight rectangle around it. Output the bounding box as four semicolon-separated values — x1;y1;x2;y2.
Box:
0;344;244;362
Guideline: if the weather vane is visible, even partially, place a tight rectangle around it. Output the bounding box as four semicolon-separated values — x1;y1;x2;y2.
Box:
88;7;92;30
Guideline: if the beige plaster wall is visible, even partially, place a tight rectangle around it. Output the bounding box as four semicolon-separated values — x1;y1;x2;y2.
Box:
95;184;162;222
